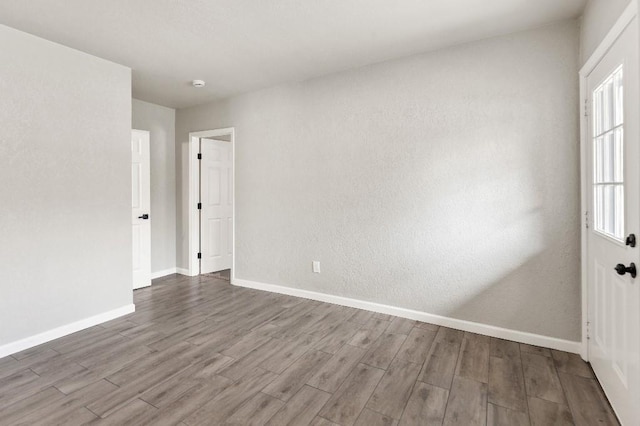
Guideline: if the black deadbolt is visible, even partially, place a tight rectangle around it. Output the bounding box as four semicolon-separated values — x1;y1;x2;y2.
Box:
626;234;636;248
615;263;636;278
138;214;149;220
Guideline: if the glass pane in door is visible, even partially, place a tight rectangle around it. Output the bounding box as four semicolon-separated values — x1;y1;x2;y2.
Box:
593;65;624;241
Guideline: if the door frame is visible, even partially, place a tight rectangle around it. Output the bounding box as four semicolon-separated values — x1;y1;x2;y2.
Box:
579;0;639;361
187;127;236;278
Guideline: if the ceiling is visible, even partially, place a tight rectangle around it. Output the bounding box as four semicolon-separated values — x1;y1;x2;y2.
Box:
0;0;587;109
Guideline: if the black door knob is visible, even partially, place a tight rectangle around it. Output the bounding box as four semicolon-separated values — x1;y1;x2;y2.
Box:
138;214;149;220
614;263;636;278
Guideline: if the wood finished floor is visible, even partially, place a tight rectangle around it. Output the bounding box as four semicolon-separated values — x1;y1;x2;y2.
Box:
0;274;619;425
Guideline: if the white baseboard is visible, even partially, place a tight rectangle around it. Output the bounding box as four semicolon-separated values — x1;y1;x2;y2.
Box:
232;278;581;354
176;268;192;276
0;304;135;359
151;268;178;279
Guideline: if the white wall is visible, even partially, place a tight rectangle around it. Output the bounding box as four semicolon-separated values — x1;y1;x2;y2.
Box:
0;26;132;347
581;0;633;65
176;20;581;341
132;99;176;275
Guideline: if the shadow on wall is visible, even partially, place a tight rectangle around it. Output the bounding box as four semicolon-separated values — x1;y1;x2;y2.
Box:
315;100;580;340
448;253;554;331
439;110;579;338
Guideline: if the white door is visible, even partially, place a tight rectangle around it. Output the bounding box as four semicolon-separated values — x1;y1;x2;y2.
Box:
132;130;151;289
587;17;640;425
200;138;232;274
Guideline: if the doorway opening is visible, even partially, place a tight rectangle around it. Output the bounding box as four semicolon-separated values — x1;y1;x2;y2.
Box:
187;128;235;280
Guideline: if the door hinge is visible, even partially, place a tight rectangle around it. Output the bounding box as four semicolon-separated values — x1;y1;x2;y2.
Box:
586;321;590;340
197;252;201;259
197;202;202;210
197;153;202;160
584;98;589;117
585;210;589;229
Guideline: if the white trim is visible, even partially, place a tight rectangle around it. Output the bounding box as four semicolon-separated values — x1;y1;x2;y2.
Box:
579;74;589;361
187;128;236;278
151;268;177;279
0;304;135;359
176;267;193;276
580;1;638;76
232;278;581;354
579;0;638;362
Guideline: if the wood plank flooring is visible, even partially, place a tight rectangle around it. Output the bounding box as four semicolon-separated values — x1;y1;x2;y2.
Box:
0;274;619;425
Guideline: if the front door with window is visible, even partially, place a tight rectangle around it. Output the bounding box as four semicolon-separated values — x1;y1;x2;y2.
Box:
586;17;640;425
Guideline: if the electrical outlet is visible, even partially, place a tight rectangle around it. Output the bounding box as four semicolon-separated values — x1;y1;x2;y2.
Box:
312;261;321;273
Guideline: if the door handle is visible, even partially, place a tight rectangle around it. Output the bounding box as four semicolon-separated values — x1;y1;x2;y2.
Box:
614;263;636;278
138;214;149;220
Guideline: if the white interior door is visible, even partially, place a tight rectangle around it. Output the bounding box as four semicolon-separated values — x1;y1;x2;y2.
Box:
132;129;151;289
587;17;640;425
200;138;232;274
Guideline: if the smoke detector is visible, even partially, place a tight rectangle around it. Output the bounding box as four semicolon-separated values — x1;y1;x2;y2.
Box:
192;80;206;88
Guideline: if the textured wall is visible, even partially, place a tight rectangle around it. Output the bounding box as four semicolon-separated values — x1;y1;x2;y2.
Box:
0;25;132;345
176;20;581;341
132;99;177;274
581;0;633;65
